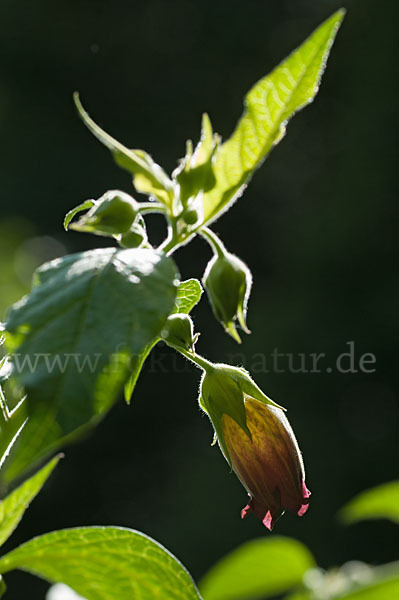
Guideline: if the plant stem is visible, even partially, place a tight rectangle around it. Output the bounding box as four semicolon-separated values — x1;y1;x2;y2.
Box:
138;202;166;215
175;347;214;373
199;227;227;258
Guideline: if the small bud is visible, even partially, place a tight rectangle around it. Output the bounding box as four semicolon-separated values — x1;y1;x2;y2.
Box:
71;190;139;236
203;253;252;343
199;362;309;530
183;208;200;226
161;314;198;352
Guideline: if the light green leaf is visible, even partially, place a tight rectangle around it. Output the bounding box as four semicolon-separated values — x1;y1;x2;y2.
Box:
4;248;178;480
74;94;175;207
0;527;201;600
199;536;316;600
201;9;345;225
0;456;59;548
63;200;95;231
173;279;203;314
338;481;399;525
124;279;202;403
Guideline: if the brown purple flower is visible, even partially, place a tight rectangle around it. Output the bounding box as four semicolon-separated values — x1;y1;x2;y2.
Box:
222;397;310;530
199;363;310;530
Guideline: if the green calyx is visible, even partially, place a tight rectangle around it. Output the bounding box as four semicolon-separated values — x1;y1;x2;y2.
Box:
69;190;139;237
202;249;252;343
174;114;220;209
198;362;284;465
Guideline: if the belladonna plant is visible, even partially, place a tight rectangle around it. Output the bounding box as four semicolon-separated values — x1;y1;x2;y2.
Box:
0;11;346;598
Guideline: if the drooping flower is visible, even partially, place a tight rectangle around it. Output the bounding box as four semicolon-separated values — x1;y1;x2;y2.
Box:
222;396;310;530
199;363;310;530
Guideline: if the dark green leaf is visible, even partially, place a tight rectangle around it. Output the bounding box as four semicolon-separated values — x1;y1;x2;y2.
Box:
338;481;399;525
199;536;316;600
0;456;60;547
0;527;201;600
74;94;175;207
4;248;178;480
201;10;345;225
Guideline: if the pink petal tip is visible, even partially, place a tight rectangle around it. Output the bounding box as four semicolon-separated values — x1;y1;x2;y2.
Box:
262;510;274;531
297;481;311;516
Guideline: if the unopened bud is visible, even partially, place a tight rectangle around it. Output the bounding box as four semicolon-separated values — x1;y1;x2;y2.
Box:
161;314;198;352
203;253;252;343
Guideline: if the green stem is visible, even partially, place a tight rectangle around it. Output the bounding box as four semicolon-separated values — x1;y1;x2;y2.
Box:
138;202;167;215
175;347;214;373
199;227;227;258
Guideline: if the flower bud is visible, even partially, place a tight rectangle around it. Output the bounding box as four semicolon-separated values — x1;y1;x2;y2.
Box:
161;314;198;352
202;253;252;343
199;363;310;530
71;190;139;236
182;208;200;226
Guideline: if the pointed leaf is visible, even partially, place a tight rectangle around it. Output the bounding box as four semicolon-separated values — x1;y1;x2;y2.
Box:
0;527;201;600
0;456;60;548
202;10;345;225
74;94;175;206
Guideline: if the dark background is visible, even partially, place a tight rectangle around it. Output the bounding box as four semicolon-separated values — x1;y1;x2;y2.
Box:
0;0;397;597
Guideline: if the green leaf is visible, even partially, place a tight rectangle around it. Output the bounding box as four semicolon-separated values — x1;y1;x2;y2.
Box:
64;200;95;231
4;248;178;480
199;536;316;600
338;481;399;525
124;279;202;403
0;576;5;597
173;279;203;314
74;94;175;207
0;527;201;600
201;9;345;225
0;456;59;548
